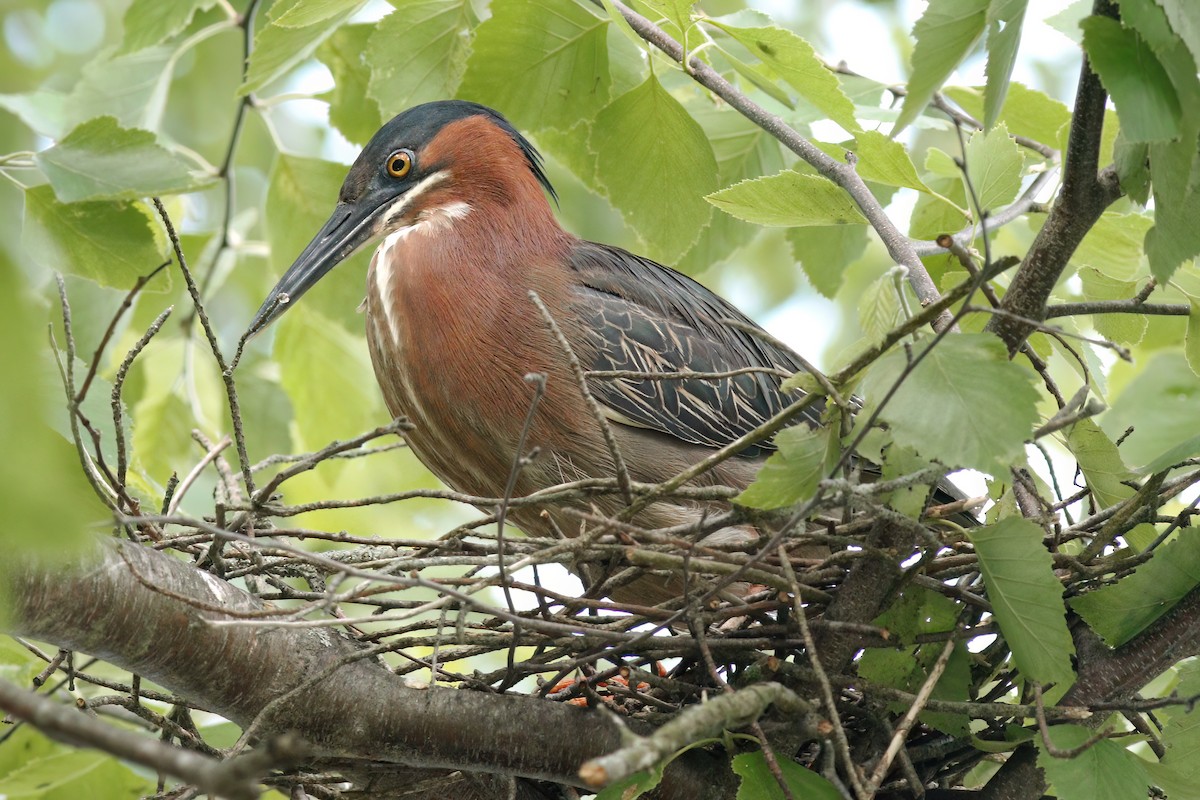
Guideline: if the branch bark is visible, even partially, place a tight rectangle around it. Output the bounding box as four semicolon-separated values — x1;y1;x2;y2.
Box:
984;0;1124;354
0;539;735;798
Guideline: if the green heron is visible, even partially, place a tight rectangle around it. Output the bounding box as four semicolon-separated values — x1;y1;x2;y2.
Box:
247;101;874;602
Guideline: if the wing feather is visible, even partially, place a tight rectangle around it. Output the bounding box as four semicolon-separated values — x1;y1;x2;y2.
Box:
566;241;822;457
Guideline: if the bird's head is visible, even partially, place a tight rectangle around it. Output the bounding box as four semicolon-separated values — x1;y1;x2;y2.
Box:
247;100;556;337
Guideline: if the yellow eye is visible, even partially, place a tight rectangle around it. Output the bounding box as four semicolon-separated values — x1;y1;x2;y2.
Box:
386;150;413;178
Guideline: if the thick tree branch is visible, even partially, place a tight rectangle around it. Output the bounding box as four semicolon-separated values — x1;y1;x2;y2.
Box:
0;540;733;797
984;0;1124;353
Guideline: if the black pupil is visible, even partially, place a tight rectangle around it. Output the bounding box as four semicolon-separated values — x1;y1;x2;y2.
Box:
392;155;405;172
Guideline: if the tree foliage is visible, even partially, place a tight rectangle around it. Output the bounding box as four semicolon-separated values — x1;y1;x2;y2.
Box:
2;0;1200;798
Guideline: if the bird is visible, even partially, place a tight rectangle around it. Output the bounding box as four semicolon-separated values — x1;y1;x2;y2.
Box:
247;100;960;604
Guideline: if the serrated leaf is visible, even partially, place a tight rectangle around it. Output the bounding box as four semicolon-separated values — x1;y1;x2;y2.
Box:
1102;351;1200;472
1036;725;1149;800
1071;532;1200;647
266;154;370;330
1155;0;1200;72
850;130;932;194
677;104;787;274
1155;658;1200;794
787;224;868;298
945;83;1071;153
1114;129;1151;205
1082;16;1182;143
273;0;363;27
969;518;1076;687
317;25;383;146
984;0;1028;130
861;334;1040;475
75;46;177;133
241;0;366;95
708;171;867;227
709;22;860;133
736;425;831;510
22;186;170;291
732;751;841;800
858;269;904;347
894;0;990;134
1072;212;1153;282
366;0;474;118
456;0;610;132
963;122;1024;212
639;0;694;42
1079;267;1148;345
1147;139;1200;283
275;306;385;453
1066;419;1134;512
118;0;216;54
589;76;716;263
35;116;214;203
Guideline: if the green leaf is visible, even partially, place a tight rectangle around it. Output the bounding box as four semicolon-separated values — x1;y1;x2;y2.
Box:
983;0;1028;130
1071;212;1153;282
858;587;971;736
35;116;214;203
963;122;1024;212
677;104;787;274
275;306;385;453
118;0;216;54
639;0;694;43
1155;660;1200;795
1155;0;1200;71
590;76;716;263
850;130;933;194
131;389;196;487
969;518;1076;687
732;751;841;800
457;0;610;132
858;268;905;347
1079;268;1147;345
860;334;1040;475
1071;532;1200;647
707;171;867;227
708;22;860;133
787;224;868;299
1036;725;1149;800
366;0;475;118
317;25;383;146
1081;16;1182;143
945;83;1071;153
0;750;154;797
1046;0;1091;43
0;262;101;565
894;0;990;134
266;154;370;330
1114;129;1151;205
273;0;363;27
22;187;169;291
736;425;832;510
1065;419;1134;512
241;0;366;95
1187;302;1200;376
1102;351;1200;472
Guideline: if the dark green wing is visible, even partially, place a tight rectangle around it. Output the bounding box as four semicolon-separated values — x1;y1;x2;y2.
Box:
565;240;822;458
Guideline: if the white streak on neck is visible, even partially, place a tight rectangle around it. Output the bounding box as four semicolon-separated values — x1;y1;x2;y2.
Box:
372;200;473;348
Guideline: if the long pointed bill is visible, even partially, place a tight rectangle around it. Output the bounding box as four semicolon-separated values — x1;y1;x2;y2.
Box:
246;200;382;338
